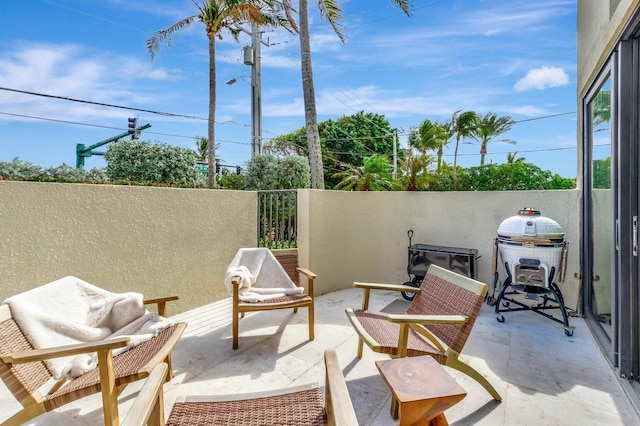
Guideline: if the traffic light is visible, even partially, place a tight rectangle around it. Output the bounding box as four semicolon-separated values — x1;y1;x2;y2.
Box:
215;162;220;174
236;165;241;175
127;117;140;139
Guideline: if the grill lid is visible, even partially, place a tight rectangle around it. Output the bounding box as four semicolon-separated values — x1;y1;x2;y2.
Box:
497;208;564;240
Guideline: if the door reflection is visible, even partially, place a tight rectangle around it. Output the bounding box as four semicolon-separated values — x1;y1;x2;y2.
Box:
590;77;613;339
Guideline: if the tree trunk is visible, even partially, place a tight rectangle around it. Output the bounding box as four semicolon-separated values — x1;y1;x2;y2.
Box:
453;135;460;188
480;144;487;166
207;34;217;188
299;0;324;189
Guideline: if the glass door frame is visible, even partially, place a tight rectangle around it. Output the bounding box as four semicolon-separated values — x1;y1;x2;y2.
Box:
581;59;617;365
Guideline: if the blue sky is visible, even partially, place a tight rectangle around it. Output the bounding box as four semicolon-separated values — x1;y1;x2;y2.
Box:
0;0;578;177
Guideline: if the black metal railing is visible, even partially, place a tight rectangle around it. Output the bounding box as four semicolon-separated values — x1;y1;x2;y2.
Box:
257;190;297;249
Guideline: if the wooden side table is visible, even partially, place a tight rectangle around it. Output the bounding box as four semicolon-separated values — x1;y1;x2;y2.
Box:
375;356;467;426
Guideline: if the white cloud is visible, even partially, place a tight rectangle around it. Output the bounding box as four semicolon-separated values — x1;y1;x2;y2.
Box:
514;66;569;91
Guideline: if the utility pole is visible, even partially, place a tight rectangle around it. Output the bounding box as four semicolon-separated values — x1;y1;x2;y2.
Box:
237;25;267;157
393;131;398;179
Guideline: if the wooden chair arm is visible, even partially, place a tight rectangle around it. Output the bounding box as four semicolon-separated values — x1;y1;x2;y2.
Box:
324;349;359;425
0;336;131;364
353;282;420;293
144;295;179;318
387;314;469;325
353;282;420;310
296;267;317;280
121;362;168;426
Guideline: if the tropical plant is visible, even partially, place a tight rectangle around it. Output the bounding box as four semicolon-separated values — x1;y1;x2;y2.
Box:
462;162;575;191
415;118;452;172
217;168;245;189
395;150;434;191
194;136;223;164
449;110;478;182
147;1;294;188
471;112;516;165
268;111;397;188
332;154;392;191
593;157;611;189
506;151;525;163
294;0;411;189
592;89;611;128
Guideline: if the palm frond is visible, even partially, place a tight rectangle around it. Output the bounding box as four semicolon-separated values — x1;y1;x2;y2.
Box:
318;0;347;42
147;16;197;59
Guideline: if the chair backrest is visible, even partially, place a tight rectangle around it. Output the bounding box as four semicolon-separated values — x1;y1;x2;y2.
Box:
407;264;487;354
272;249;300;286
0;304;52;405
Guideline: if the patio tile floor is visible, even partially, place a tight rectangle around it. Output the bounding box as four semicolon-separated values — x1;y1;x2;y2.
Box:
1;287;639;425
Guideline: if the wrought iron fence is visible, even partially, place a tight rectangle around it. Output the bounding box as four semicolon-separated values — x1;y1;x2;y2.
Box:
257;190;297;249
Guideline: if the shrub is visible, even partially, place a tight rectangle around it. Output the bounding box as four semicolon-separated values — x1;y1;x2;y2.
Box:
244;154;311;190
105;139;199;186
0;157;44;180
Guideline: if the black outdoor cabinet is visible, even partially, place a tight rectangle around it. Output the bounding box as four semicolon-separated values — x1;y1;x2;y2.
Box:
408;244;479;280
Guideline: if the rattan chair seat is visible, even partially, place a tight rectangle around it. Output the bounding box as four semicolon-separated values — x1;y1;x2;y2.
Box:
166;388;326;426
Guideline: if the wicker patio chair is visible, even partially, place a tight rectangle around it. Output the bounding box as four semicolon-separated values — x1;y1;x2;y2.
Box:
345;264;502;403
0;296;187;426
122;349;358;426
231;249;316;349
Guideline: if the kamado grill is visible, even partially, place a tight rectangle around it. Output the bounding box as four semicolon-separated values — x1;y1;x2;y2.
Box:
490;208;574;336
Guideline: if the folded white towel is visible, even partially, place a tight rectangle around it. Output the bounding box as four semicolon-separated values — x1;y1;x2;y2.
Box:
224;248;304;302
3;276;174;380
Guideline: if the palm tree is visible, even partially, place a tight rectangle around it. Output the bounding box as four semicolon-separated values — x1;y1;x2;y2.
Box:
194;136;222;164
296;0;412;189
332;154;392;191
448;110;477;187
506;151;525;163
471;112;516;165
415;118;452;172
147;1;293;188
396;149;434;191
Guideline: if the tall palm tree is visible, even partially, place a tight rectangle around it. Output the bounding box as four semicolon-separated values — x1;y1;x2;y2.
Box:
415;118;452;172
147;1;293;188
297;0;412;188
449;110;477;186
471;112;516;165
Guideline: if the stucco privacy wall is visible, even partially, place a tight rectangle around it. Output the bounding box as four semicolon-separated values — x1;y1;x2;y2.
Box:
2;182;581;315
0;181;256;314
298;189;582;312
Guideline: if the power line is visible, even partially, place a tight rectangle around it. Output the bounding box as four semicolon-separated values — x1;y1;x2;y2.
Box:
0;111;251;145
514;111;576;123
0;87;208;121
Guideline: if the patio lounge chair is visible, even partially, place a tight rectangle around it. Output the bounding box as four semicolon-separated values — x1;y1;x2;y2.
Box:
345;264;502;402
229;248;315;349
122;349;358;426
0;286;187;426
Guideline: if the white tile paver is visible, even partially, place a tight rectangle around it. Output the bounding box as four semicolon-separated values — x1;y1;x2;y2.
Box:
1;288;638;425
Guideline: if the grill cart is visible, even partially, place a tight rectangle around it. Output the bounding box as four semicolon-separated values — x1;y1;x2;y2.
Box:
401;230;479;301
491;208;574;336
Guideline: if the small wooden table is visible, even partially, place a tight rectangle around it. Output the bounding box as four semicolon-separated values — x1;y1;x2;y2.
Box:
375;356;467;426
